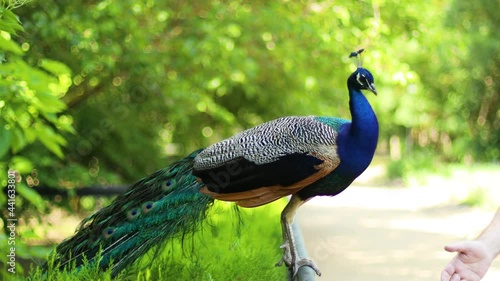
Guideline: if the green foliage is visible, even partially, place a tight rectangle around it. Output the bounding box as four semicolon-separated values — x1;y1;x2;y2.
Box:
0;6;23;35
0;3;73;278
386;151;441;181
0;8;73;169
26;201;286;281
406;0;499;161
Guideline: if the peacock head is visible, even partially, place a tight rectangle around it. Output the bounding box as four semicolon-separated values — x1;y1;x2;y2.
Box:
347;49;377;95
349;68;377;95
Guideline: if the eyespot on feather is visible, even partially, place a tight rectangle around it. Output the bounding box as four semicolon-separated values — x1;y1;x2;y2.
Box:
142;201;156;213
162;179;175;192
126;208;141;221
103;227;115;239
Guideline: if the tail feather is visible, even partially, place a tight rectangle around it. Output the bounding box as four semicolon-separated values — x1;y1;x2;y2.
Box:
48;149;214;275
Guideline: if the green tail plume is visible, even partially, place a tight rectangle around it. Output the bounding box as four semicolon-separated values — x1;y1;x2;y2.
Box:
48;149;213;276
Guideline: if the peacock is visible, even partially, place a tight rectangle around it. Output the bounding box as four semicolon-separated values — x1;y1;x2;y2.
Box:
46;49;378;278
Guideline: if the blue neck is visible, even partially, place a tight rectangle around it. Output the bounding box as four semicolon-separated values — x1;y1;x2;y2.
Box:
348;88;378;140
336;87;379;178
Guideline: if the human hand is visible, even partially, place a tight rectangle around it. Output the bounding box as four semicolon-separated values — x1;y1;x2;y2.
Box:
441;241;493;281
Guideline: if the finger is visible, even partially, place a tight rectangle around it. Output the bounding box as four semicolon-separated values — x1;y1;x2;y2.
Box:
450;273;461;281
441;263;455;281
444;242;469;253
441;269;451;281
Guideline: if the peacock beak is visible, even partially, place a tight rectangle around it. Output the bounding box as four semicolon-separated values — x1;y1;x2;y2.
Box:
368;83;377;95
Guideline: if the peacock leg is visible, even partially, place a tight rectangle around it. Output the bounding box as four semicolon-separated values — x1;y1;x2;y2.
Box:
275;195;321;277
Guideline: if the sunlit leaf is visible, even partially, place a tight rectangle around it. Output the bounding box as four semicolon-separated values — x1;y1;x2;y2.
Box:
16;182;45;211
0;33;23;55
34;92;67;113
11;127;27;153
0;125;12;158
36;125;65;158
10;156;33;173
39;59;72;76
0;9;24;34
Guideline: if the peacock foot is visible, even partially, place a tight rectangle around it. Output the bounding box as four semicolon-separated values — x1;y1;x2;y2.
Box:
275;242;322;277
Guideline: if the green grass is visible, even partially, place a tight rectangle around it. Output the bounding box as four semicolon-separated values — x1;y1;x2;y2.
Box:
24;200;288;281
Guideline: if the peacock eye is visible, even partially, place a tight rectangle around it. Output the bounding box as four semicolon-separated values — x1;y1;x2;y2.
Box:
356;73;363;86
356;73;365;86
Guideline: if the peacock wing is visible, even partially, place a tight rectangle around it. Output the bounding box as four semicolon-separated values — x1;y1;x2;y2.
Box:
193;116;344;207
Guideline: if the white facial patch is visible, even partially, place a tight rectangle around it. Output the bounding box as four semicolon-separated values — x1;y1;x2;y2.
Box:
356;73;365;86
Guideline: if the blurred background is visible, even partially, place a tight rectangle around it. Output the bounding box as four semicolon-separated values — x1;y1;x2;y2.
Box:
0;0;498;279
